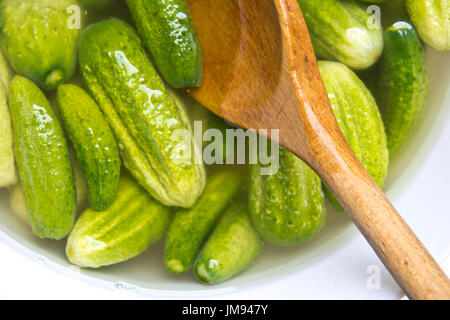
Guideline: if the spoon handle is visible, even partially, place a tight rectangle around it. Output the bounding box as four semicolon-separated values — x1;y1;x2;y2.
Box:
313;146;450;300
276;0;450;300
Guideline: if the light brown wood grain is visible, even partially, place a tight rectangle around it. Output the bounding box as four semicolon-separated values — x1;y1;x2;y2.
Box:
187;0;450;299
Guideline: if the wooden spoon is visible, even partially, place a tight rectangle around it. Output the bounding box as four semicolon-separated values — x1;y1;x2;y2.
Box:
186;0;450;299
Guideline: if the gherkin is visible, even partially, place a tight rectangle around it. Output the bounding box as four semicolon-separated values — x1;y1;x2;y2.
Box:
318;61;389;209
127;0;203;88
9;76;76;239
298;0;383;70
406;0;450;51
249;143;327;246
79;18;206;208
0;0;83;89
194;202;262;284
165;169;243;274
57;84;121;211
376;22;429;155
67;173;172;268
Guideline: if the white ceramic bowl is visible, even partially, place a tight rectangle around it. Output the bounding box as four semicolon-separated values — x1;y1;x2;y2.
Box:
0;49;449;298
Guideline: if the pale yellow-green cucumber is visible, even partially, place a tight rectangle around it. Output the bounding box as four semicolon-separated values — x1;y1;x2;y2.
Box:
67;173;172;268
79;18;206;208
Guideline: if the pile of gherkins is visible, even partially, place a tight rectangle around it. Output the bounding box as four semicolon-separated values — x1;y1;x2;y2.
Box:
0;0;447;284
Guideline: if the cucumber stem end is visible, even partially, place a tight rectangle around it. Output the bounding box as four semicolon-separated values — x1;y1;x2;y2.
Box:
44;69;64;89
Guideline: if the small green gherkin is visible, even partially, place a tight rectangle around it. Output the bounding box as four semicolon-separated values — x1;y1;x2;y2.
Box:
127;0;203;88
9;151;90;225
194;202;262;284
165;169;243;274
57;84;121;211
406;0;450;51
0;0;84;90
249;143;327;246
318;61;389;209
297;0;384;70
9;75;76;240
376;21;429;155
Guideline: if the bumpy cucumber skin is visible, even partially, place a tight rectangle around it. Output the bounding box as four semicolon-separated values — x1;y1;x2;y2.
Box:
0;0;83;90
406;0;450;51
165;169;243;274
57;84;121;210
318;61;389;209
126;0;203;88
0;50;16;187
377;22;429;156
10;153;89;225
249;146;326;246
9;76;76;240
194;202;262;284
79;18;206;208
298;0;383;70
66;173;172;268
